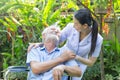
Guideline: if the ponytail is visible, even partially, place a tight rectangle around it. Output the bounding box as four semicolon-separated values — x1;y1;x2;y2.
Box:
74;8;98;56
89;19;98;56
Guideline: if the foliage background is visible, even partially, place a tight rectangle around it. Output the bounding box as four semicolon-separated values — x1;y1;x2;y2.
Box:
0;0;120;80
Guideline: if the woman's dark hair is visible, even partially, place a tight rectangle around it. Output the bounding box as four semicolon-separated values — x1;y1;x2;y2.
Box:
74;8;98;56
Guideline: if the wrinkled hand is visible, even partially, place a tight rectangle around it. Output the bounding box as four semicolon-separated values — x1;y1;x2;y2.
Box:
60;50;76;62
53;65;65;80
27;43;43;53
75;55;79;60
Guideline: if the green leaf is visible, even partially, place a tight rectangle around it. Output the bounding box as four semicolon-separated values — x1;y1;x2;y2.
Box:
1;52;12;58
5;17;17;31
3;58;9;69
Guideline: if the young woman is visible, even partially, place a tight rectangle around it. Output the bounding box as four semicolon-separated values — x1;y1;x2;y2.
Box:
28;8;103;80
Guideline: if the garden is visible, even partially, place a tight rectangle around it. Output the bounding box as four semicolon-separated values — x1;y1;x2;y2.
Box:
0;0;120;80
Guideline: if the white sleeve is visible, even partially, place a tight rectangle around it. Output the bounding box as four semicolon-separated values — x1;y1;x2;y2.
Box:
26;49;40;66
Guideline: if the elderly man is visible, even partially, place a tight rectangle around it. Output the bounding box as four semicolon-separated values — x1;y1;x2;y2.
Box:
26;33;81;80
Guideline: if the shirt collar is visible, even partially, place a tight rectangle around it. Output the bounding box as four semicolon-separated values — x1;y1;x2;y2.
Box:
40;46;60;54
79;32;92;45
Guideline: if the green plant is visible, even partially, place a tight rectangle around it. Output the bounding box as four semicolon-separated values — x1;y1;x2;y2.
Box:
82;62;101;80
3;71;27;80
0;0;79;75
103;35;120;79
105;74;114;80
0;0;120;80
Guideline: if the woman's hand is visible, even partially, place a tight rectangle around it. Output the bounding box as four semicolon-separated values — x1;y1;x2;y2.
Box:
49;27;61;38
59;50;76;62
27;43;43;53
53;65;65;80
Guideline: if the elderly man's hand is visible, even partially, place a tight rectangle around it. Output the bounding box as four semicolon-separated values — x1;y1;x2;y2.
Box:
60;50;76;62
53;65;65;80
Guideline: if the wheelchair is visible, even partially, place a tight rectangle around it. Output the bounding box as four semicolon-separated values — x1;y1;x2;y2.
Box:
4;66;29;80
4;66;71;80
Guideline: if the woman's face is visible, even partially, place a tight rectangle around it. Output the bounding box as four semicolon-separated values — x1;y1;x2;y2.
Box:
73;17;83;32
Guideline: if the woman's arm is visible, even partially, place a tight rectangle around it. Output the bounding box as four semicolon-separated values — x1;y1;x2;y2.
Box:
75;55;97;66
27;24;72;53
75;37;103;67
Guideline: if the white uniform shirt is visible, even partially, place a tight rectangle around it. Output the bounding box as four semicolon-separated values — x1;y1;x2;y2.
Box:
60;23;103;80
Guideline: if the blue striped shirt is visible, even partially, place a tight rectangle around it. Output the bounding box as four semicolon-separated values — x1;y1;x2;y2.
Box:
26;46;78;80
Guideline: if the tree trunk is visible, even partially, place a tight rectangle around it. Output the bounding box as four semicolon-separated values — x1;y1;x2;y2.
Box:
99;14;105;80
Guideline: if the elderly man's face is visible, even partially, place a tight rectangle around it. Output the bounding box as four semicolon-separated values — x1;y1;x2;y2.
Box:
44;39;55;51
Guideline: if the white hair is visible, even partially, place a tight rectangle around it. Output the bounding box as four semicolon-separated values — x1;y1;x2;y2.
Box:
42;23;60;42
42;25;60;35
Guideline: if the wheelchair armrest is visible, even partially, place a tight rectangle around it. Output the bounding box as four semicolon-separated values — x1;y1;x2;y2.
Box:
4;66;29;80
7;66;29;72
